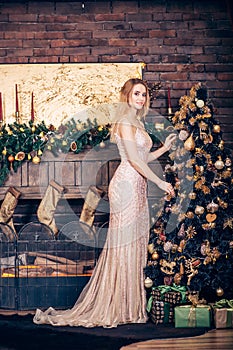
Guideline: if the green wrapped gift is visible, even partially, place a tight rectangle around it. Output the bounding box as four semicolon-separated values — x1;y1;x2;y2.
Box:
214;308;233;329
175;305;212;328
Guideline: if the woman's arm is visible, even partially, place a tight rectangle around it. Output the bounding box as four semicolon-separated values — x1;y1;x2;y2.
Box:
118;122;174;194
147;133;177;163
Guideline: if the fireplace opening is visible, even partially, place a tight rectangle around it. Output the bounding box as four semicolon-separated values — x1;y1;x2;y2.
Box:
0;221;97;311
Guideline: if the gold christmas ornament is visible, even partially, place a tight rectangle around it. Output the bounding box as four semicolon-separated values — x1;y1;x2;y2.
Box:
144;277;153;288
218;140;224;150
196;99;205;108
186;211;195;219
212;124;221;133
202;185;211;194
189;117;196;126
8;154;14;162
223;218;233;229
148;243;155;254
202;222;216;230
32;155;41;164
199;121;208;130
15;151;25;161
70;141;77;152
151;251;159;260
179;129;189;141
171;244;178;253
216;287;224;297
217;197;228;209
206;213;217;223
225;157;232;167
207;201;219;213
31;125;36;133
195;205;205;215
99;141;106;148
215;157;224;170
184;135;195;151
188;192;196;200
2;147;7;155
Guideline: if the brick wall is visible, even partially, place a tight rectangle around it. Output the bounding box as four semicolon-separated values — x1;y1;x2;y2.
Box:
0;0;232;150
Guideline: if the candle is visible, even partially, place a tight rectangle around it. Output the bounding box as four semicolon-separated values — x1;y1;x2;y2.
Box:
15;84;19;122
0;92;3;122
15;84;19;113
31;92;34;122
167;87;172;115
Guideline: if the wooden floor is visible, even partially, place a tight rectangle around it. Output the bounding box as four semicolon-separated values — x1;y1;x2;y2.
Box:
120;329;233;350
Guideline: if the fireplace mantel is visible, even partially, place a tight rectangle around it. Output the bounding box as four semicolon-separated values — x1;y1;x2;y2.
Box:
0;144;164;201
0;144;121;200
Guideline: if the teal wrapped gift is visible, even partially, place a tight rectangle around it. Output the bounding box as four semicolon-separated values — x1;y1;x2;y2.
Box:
175;305;212;328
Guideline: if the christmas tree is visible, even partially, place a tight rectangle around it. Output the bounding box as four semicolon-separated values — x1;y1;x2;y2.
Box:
145;83;233;302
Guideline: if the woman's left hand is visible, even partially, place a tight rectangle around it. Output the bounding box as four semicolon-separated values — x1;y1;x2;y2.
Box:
164;133;177;151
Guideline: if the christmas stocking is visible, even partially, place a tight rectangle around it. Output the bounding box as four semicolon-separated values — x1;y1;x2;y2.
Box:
0;186;21;240
79;185;105;233
37;180;65;236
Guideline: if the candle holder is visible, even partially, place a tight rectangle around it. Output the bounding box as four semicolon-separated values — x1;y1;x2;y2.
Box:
15;111;20;124
168;107;173;115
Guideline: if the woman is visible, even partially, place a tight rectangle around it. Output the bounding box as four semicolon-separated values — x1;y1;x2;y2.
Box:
33;78;175;328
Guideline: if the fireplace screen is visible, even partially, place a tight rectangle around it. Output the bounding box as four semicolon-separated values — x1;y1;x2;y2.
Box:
0;221;96;310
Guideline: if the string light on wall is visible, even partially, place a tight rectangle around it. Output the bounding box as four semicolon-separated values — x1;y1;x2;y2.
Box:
81;2;85;12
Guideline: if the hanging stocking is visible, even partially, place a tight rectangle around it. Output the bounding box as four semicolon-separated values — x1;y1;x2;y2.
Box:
0;186;21;240
79;185;105;233
37;180;65;237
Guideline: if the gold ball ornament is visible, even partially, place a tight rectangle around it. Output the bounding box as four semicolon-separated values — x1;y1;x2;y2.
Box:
144;277;153;288
216;287;224;297
32;155;41;164
213;124;221;133
215;157;224;170
151;251;159;260
186;211;195;219
8;155;15;163
99;141;106;148
179;129;189;141
195;205;205;215
196;99;205;108
31;125;36;133
225;157;232;167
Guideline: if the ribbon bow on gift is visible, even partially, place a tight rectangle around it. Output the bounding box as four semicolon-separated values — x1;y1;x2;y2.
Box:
214;299;233;308
147;284;187;312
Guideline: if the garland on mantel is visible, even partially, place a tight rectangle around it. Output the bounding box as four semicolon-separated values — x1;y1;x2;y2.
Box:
0;118;111;186
0;117;167;186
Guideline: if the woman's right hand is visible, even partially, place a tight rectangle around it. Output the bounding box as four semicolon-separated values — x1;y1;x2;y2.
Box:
158;181;175;196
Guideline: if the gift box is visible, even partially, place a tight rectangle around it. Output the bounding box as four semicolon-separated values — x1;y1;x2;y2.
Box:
174;305;212;328
214;308;233;329
148;285;187;305
213;299;233;329
150;300;174;325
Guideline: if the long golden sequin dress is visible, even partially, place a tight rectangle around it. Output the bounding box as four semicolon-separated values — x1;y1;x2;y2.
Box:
33;127;152;328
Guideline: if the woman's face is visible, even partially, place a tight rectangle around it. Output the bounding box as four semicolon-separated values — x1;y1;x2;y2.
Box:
129;83;147;111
